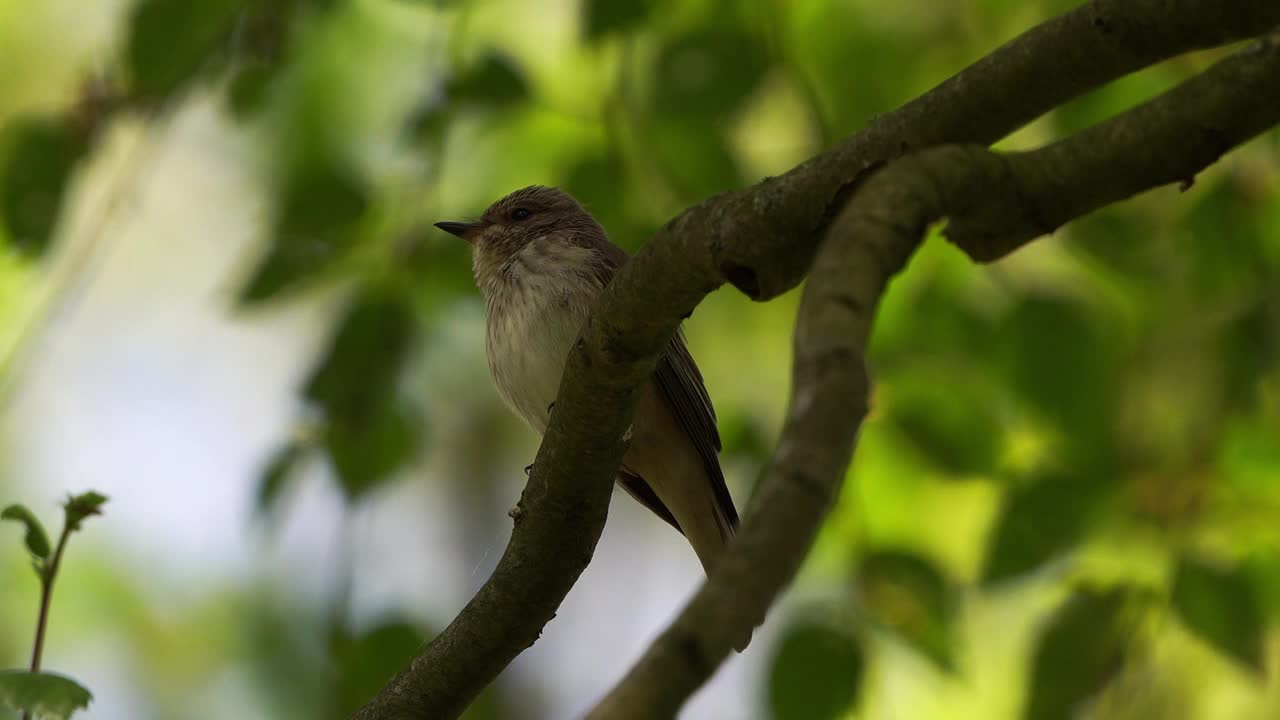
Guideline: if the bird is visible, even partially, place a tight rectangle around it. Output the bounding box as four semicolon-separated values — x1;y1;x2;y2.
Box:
434;186;741;579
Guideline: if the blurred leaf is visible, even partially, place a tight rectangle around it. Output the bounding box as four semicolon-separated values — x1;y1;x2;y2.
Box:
395;230;475;311
1248;553;1280;622
447;52;528;109
126;0;244;102
239;162;369;302
717;412;773;460
1222;298;1280;416
654;29;768;120
242;601;333;718
651;117;741;201
0;116;90;257
1;504;51;561
403;102;450;148
561;153;636;244
332;620;423;715
324;403;419;500
0;671;92;720
62;492;107;533
226;62;280;119
647;27;766;197
856;550;956;671
1025;588;1131;720
998;296;1119;461
304;290;416;423
887;382;1002;477
768;618;864;720
582;0;652;40
1170;554;1265;672
790;15;910;133
1184;177;1269;293
223;0;309;119
256;442;307;516
308;293;420;494
982;471;1107;585
870;275;997;367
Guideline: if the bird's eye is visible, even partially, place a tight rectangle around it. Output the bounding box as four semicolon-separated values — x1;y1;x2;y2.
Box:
511;208;532;221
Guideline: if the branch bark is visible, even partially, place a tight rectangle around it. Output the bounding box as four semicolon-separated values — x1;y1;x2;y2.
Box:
588;30;1280;716
353;2;1280;717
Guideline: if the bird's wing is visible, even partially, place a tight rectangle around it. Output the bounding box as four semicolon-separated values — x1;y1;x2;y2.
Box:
589;239;739;533
618;469;682;532
653;330;738;532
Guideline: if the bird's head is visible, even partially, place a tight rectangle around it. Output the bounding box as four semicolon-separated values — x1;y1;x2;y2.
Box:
435;185;601;261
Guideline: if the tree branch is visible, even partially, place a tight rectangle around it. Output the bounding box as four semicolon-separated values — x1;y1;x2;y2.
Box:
711;0;1280;303
585;147;921;720
588;29;1280;718
945;29;1280;262
353;2;1280;717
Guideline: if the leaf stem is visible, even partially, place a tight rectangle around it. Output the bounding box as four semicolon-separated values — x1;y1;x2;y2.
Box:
21;523;72;720
29;524;73;674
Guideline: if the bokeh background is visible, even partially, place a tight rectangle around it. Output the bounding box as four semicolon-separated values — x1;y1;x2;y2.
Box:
1;0;1278;718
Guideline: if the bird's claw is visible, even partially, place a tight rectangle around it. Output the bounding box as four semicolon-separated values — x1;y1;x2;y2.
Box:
524;463;534;476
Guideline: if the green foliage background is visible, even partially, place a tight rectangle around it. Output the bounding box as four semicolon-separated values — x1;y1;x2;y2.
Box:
1;0;1277;718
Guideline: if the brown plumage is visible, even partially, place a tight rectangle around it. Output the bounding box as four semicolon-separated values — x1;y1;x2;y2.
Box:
435;186;742;600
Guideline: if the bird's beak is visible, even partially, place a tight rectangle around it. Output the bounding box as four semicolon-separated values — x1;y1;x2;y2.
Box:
434;221;482;242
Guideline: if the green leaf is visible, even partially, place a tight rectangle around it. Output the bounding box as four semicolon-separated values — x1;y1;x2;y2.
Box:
324;403;419;501
62;492;107;533
560;152;648;249
1248;552;1280;623
303;290;416;423
790;10;912;133
222;0;303;120
447;52;528;109
302;289;419;500
856;550;956;671
982;470;1107;585
256;442;307;516
582;0;652;40
331;620;424;715
1170;554;1265;672
887;382;1002;476
238;162;369;302
1;116;90;257
226;62;280;119
654;29;768;120
1025;588;1131;720
645;26;767;200
0;671;92;720
1;504;51;560
125;0;244;102
768;617;864;720
998;296;1119;459
651;117;741;202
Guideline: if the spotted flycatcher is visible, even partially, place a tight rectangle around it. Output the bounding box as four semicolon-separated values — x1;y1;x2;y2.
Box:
436;186;740;577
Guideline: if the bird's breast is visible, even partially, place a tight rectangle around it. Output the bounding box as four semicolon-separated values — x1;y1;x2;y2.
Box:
484;272;596;434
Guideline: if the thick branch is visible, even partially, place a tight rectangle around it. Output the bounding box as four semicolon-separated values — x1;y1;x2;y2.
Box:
588;30;1280;718
946;29;1280;261
710;0;1280;302
353;3;1280;718
585;161;922;720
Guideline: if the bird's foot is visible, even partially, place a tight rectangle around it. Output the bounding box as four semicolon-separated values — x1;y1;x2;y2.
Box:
622;424;633;443
523;463;534;477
